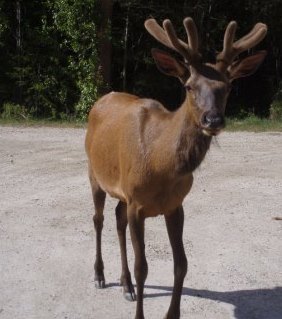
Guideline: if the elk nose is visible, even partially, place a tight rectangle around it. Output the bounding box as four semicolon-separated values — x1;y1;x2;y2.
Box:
201;112;225;128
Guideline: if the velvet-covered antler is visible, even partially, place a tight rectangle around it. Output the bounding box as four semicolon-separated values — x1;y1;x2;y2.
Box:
144;17;201;64
216;21;267;70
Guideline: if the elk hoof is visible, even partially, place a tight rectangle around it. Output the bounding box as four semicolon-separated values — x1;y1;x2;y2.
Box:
121;276;136;301
124;290;136;302
95;280;106;289
94;275;106;289
123;284;136;301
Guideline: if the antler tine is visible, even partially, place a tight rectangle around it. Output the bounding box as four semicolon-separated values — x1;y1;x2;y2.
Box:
162;19;193;62
233;23;267;54
234;23;264;47
183;17;199;53
145;17;200;64
217;21;237;64
223;21;237;57
217;21;267;69
144;19;176;50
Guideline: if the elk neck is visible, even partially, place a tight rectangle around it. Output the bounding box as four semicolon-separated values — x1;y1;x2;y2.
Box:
171;92;212;174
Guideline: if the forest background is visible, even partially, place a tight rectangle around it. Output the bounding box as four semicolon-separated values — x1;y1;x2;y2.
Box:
0;0;281;121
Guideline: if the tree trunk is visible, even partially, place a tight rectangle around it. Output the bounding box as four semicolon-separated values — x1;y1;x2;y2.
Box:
16;0;23;104
99;0;113;94
122;7;130;91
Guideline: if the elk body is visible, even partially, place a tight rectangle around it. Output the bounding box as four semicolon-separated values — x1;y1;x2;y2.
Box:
85;18;267;319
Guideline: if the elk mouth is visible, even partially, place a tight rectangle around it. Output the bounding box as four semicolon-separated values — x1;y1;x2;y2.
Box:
200;112;225;136
202;128;223;136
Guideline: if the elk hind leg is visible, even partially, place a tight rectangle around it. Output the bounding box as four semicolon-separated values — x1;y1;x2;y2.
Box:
128;206;148;319
116;201;136;301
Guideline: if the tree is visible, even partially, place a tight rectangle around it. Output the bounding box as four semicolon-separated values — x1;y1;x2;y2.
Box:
99;0;113;92
51;0;101;118
0;0;281;119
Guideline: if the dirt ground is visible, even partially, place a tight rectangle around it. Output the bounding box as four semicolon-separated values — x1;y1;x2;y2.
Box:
0;126;281;319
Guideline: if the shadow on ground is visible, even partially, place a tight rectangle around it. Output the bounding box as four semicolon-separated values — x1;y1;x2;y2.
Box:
108;283;282;319
146;285;282;319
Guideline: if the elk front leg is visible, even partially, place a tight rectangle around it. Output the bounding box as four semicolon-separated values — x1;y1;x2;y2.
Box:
164;206;187;319
128;206;148;319
115;201;136;301
89;169;106;288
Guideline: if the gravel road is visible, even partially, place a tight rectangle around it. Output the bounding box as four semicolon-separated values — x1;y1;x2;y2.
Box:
0;126;281;319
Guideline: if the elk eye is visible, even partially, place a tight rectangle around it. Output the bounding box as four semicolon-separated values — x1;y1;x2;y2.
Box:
185;84;192;91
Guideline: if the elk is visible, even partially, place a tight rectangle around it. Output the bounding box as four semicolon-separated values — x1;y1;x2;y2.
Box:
85;17;267;319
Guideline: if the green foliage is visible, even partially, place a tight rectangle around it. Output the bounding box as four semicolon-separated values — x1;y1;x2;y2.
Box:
270;101;282;120
1;103;29;120
0;0;101;120
0;0;281;120
270;82;282;120
51;0;101;119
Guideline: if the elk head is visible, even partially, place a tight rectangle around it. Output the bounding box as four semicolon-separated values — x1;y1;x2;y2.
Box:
145;18;267;136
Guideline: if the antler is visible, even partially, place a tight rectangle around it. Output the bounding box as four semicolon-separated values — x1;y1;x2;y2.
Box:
217;21;267;69
144;17;201;64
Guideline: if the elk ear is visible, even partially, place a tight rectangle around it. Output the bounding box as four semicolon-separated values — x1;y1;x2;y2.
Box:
228;50;267;81
151;48;189;82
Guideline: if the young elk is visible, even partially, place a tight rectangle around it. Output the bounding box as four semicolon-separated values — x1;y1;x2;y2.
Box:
85;18;267;319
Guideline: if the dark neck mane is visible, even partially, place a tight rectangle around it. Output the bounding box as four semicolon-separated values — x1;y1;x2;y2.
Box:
175;105;212;174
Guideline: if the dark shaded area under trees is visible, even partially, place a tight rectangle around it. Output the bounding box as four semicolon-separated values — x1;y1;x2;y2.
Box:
0;0;281;120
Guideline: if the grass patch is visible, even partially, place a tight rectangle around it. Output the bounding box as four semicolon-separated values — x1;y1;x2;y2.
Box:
0;102;86;128
0;117;86;128
226;116;282;132
1;114;282;132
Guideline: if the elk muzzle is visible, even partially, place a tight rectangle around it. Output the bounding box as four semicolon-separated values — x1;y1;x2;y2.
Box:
200;111;225;136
